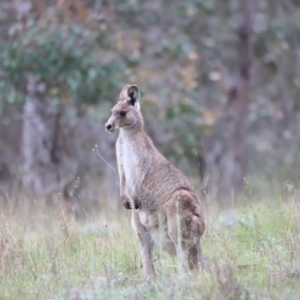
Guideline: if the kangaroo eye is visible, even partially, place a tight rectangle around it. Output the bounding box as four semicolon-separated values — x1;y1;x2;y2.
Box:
120;111;127;117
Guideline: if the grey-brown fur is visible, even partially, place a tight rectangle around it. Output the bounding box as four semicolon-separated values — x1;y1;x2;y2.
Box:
105;85;205;278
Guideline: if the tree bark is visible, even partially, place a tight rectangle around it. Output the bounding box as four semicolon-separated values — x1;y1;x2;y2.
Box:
223;0;254;197
22;75;77;197
203;0;255;199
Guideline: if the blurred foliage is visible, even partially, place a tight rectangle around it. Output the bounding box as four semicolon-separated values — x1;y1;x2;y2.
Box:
0;0;300;184
0;4;126;110
162;100;202;164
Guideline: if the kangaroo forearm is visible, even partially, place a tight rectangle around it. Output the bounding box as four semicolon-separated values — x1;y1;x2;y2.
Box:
119;166;131;208
131;158;151;198
118;162;126;195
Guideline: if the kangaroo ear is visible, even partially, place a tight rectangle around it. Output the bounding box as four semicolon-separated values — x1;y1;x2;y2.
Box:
127;85;140;107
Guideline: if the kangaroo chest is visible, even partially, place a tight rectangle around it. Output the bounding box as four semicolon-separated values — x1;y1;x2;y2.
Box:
118;138;139;193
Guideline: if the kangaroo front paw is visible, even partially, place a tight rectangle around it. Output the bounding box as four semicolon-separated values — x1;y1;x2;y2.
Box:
123;199;133;209
134;198;141;210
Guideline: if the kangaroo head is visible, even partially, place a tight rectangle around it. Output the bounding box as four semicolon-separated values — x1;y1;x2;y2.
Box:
105;85;142;132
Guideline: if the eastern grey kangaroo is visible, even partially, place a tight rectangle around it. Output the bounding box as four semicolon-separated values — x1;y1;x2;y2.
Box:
105;85;205;278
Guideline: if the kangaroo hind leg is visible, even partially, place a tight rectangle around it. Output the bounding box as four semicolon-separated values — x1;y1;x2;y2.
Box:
166;190;204;272
132;211;155;279
187;244;200;270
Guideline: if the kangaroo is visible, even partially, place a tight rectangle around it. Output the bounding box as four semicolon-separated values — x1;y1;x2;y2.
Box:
105;85;205;278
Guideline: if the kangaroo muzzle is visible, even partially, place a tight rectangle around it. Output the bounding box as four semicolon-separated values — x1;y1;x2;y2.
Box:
105;115;118;132
105;123;114;132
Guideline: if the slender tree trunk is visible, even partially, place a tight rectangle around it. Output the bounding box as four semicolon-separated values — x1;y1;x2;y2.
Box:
223;0;254;197
22;75;77;197
204;1;255;199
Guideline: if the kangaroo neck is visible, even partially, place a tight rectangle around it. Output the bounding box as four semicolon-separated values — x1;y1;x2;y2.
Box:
119;122;144;139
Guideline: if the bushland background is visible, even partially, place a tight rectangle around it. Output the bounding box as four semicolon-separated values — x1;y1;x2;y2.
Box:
0;1;300;299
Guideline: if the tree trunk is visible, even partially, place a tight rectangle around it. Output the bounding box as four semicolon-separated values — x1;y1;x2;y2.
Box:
22;75;77;197
223;0;254;197
204;1;254;199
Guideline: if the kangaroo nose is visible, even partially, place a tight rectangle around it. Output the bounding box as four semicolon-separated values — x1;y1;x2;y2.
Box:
106;124;112;131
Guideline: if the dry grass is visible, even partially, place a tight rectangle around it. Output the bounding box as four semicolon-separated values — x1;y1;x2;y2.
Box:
0;187;300;299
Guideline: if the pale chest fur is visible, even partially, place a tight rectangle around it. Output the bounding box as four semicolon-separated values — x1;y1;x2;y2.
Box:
117;137;139;195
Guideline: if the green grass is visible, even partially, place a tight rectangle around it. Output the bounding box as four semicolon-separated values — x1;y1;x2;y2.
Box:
1;196;300;299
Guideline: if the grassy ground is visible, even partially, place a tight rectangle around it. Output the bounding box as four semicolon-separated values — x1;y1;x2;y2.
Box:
1;192;300;300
